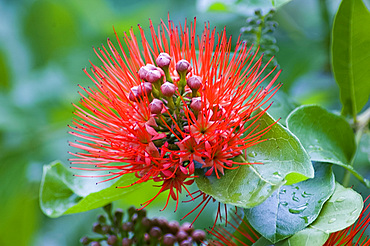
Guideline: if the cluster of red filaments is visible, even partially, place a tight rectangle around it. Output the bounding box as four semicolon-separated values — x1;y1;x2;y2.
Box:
69;18;281;211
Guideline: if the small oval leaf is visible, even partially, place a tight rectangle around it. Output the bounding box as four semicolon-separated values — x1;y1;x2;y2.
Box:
286;105;370;187
310;182;363;233
246;110;314;186
245;162;335;243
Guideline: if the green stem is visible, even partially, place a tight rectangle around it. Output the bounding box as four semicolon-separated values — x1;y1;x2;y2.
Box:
342;107;370;187
319;0;331;73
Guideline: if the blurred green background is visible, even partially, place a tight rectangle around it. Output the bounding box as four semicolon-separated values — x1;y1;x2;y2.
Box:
0;0;369;245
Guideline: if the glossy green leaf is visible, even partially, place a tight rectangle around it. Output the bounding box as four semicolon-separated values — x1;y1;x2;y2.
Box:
195;111;313;208
278;227;329;246
195;161;285;208
247;110;314;186
245;162;335;243
254;227;329;246
310;182;363;233
252;237;274;246
332;0;370;116
40;161;144;218
286;105;370;187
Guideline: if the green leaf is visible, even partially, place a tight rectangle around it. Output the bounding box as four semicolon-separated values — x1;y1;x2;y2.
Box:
252;237;274;246
247;110;314;186
208;2;229;11
245;162;335;243
255;182;364;245
310;182;363;233
332;0;370;117
254;227;329;246
195;163;285;209
286;105;370;187
40;161;144;218
275;227;329;246
195;111;313;208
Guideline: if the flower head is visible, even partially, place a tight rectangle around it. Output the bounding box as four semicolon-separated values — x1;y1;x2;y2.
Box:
69;16;280;210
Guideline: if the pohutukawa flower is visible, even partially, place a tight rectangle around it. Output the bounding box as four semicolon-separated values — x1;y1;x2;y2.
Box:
69;16;281;211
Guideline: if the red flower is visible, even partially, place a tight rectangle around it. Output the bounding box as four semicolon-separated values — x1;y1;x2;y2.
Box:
182;190;235;229
207;209;260;246
69;16;280;210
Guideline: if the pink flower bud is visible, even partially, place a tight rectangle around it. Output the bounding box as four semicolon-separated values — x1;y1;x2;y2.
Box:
138;66;150;80
129;86;139;101
176;59;191;74
137;82;152;96
149;99;163;114
187;76;202;90
161;82;176;97
146;69;162;83
190;97;202;111
156;53;171;68
138;64;158;80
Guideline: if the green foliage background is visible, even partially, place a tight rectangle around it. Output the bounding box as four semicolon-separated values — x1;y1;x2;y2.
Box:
0;0;369;245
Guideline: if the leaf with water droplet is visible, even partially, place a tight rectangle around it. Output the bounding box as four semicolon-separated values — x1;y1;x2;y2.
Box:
310;182;363;233
245;162;335;243
196;110;314;208
286;105;370;188
245;109;314;186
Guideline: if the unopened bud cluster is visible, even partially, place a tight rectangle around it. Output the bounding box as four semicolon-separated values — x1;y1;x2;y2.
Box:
240;8;279;68
80;204;206;246
129;53;201;111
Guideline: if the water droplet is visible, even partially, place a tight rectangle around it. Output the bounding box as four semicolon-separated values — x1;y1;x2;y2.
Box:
350;209;358;215
280;189;286;194
300;216;309;223
280;202;288;206
301;191;313;198
248;151;257;158
289;206;306;214
318;199;323;203
294;186;299;190
335;197;345;202
292;196;300;202
328;218;336;224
